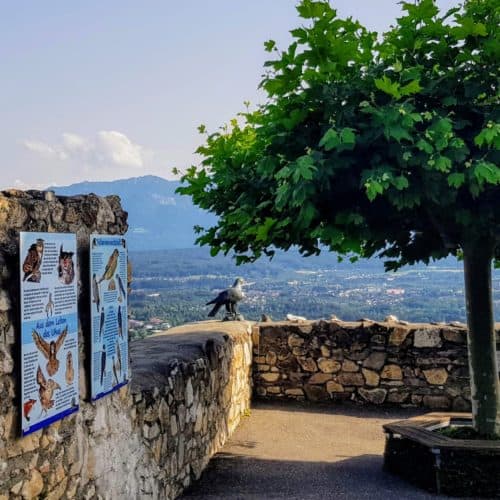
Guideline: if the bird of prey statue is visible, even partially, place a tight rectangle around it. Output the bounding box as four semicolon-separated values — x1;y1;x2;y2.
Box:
206;278;245;321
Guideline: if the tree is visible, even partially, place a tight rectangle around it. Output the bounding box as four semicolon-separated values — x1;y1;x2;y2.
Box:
178;0;500;436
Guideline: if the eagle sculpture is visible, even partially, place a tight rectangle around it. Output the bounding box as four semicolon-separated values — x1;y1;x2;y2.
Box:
206;278;245;320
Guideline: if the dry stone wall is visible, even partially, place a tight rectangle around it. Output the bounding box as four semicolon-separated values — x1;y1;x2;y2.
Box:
252;320;500;411
0;190;253;500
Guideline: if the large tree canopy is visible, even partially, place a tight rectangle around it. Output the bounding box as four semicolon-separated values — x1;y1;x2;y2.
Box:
178;0;500;435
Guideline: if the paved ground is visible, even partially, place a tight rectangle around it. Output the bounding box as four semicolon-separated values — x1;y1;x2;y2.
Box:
182;401;453;500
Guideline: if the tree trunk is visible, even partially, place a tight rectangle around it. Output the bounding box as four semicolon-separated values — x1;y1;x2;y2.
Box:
463;241;500;437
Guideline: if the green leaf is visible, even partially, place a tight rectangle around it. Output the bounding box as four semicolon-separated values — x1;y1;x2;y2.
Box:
392;176;409;190
319;128;340;151
365;180;384;201
474;123;500;149
264;40;276;52
448;172;465;188
453;19;488;38
474;161;500;185
416;139;433;154
296;0;331;19
292;155;316;182
340;127;356;145
374;75;401;99
434;156;452;173
442;96;457;106
386;124;411;142
399;79;422;96
256;217;276;241
290;28;308;40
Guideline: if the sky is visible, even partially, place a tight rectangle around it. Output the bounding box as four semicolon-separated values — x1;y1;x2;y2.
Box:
0;0;459;190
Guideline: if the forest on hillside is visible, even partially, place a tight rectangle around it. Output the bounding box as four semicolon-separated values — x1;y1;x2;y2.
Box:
128;248;500;338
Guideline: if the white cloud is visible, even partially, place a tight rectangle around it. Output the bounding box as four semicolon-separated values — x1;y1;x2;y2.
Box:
97;131;144;168
61;132;92;154
23;130;147;168
23;140;68;160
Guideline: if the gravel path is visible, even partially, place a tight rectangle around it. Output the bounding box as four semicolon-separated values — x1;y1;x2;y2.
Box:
181;401;456;499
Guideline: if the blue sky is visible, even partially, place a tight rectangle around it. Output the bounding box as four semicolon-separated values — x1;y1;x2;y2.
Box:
1;0;458;189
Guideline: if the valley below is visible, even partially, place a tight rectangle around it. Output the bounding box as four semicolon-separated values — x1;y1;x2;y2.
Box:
128;248;500;339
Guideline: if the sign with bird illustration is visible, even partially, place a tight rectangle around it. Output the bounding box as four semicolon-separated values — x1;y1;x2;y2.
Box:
20;232;79;436
90;235;128;400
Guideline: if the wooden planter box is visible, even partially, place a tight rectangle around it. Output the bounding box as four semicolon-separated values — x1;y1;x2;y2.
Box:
383;413;500;498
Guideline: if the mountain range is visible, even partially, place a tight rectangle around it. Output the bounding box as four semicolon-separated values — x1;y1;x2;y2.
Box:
52;175;216;251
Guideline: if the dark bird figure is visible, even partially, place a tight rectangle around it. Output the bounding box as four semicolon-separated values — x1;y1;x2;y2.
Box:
112;356;119;385
99;309;105;339
117;274;126;302
92;273;100;312
22;238;44;282
112;341;122;385
117;305;123;338
206;278;245;319
32;326;67;376
100;345;106;386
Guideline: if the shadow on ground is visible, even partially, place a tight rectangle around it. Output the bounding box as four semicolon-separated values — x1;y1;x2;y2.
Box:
181;401;450;499
182;453;440;499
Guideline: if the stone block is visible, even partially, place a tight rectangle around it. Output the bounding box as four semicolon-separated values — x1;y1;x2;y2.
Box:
381;364;403;380
442;329;465;344
304;384;329;402
359;388;387;404
389;327;410;346
362;368;380;387
308;373;333;384
362;352;386;370
251;326;260;346
342;360;359;372
46;477;68;500
282;374;302;386
414;329;441;348
338;372;364;386
326;381;344;393
320;345;331;357
288;334;304;348
265;350;277;366
422;395;451;409
285;388;304;396
423;368;448;385
386;391;410;403
266;386;281;394
452;396;471;412
256;387;267;396
317;358;341;373
21;470;44;499
292;347;307;356
261;372;280;382
330;348;344;360
297;357;318;372
411;395;423;405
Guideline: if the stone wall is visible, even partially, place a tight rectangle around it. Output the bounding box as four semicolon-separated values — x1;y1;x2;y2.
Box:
0;190;253;499
252;320;500;411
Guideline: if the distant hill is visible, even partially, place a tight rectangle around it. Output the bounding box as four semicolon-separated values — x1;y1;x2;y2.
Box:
52;175;216;251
